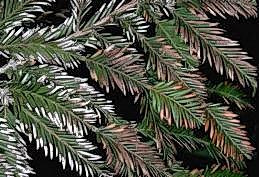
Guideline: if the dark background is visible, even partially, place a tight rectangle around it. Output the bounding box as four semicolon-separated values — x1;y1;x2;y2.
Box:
24;1;259;177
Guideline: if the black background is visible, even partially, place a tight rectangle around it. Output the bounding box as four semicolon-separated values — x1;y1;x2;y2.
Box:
21;1;259;176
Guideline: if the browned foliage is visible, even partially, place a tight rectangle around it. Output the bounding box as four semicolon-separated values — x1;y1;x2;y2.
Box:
99;124;169;177
201;0;257;19
205;105;255;160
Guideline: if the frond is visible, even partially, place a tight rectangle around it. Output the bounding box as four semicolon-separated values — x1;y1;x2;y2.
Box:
85;31;130;49
71;0;117;31
143;36;181;79
70;0;92;31
9;64;114;135
0;27;81;68
34;64;116;124
0;107;34;177
155;20;207;98
116;5;207;100
139;107;242;168
116;8;149;43
0;0;54;31
147;81;204;128
139;106;177;161
135;5;208;99
117;11;182;83
81;47;148;95
170;128;245;168
173;164;246;177
169;162;192;177
120;6;208;107
203;165;246;177
200;0;257;19
70;0;138;36
172;7;257;93
98;123;172;177
156;20;200;69
208;82;252;110
6;65;117;176
205;104;254;160
139;3;198;68
138;1;171;22
118;6;182;83
16;107;103;176
141;36;206;101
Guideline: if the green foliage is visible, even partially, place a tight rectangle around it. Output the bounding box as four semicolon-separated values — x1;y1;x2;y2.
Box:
156;20;200;68
0;0;257;176
148;81;204;128
0;27;80;68
0;108;33;177
208;82;252;109
203;168;245;177
172;165;246;177
81;48;148;95
0;0;54;30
